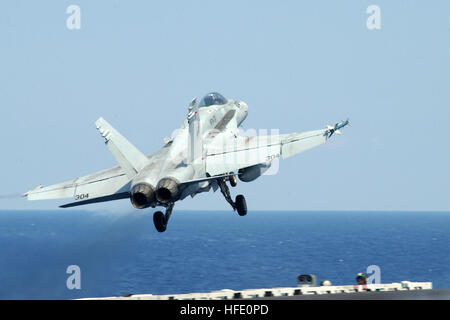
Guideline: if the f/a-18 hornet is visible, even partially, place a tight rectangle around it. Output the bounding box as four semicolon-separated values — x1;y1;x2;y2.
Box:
24;92;349;232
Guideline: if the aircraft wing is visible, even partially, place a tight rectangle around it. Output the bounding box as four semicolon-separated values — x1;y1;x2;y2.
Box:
23;165;131;207
24;116;154;208
205;128;329;176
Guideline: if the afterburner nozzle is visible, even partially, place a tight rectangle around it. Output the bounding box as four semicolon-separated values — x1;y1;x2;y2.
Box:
155;177;180;204
130;183;156;209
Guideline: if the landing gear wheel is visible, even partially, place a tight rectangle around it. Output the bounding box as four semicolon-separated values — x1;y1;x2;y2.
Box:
153;211;167;232
235;195;247;216
229;175;237;187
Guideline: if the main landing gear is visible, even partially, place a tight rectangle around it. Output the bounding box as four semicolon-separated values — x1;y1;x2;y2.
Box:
152;174;246;232
153;203;174;233
217;175;247;216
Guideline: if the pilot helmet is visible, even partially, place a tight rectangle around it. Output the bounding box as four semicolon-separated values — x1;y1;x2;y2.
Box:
356;273;367;282
320;280;332;286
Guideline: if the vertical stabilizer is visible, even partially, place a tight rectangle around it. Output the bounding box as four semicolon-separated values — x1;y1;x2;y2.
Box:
187;108;202;164
95;117;149;179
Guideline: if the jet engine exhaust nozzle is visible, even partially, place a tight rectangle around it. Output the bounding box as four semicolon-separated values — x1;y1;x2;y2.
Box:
130;183;156;209
156;177;179;204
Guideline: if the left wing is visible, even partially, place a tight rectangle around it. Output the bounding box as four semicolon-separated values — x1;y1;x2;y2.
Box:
24;116;152;208
23;165;131;207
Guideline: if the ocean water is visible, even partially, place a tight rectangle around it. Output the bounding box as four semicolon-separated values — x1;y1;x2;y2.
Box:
0;210;449;299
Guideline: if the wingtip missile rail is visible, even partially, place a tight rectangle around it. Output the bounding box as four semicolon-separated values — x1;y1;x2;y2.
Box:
326;119;349;139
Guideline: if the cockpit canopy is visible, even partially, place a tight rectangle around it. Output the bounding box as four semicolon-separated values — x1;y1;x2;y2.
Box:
198;92;228;108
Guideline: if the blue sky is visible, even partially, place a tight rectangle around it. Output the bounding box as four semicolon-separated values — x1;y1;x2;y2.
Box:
1;1;449;211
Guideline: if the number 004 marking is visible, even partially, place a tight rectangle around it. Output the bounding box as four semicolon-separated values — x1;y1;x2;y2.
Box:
75;194;89;200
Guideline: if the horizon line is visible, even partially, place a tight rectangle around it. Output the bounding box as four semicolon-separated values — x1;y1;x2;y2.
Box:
1;209;450;213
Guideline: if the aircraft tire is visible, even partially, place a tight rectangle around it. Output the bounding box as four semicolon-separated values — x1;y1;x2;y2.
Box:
235;195;247;216
230;175;237;187
153;211;167;232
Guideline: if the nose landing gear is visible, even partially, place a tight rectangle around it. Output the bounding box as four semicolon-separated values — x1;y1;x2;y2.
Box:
152;174;247;232
153;203;174;232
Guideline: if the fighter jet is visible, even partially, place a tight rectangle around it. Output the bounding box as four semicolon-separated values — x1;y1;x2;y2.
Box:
24;92;348;232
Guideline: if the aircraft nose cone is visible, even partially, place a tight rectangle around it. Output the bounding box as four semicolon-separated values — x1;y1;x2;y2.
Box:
239;101;248;114
236;101;248;124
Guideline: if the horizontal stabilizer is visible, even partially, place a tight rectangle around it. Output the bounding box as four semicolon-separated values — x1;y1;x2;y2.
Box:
60;192;130;208
180;173;236;186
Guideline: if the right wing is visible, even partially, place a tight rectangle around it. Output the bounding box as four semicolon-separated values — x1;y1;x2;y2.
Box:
205;129;329;176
